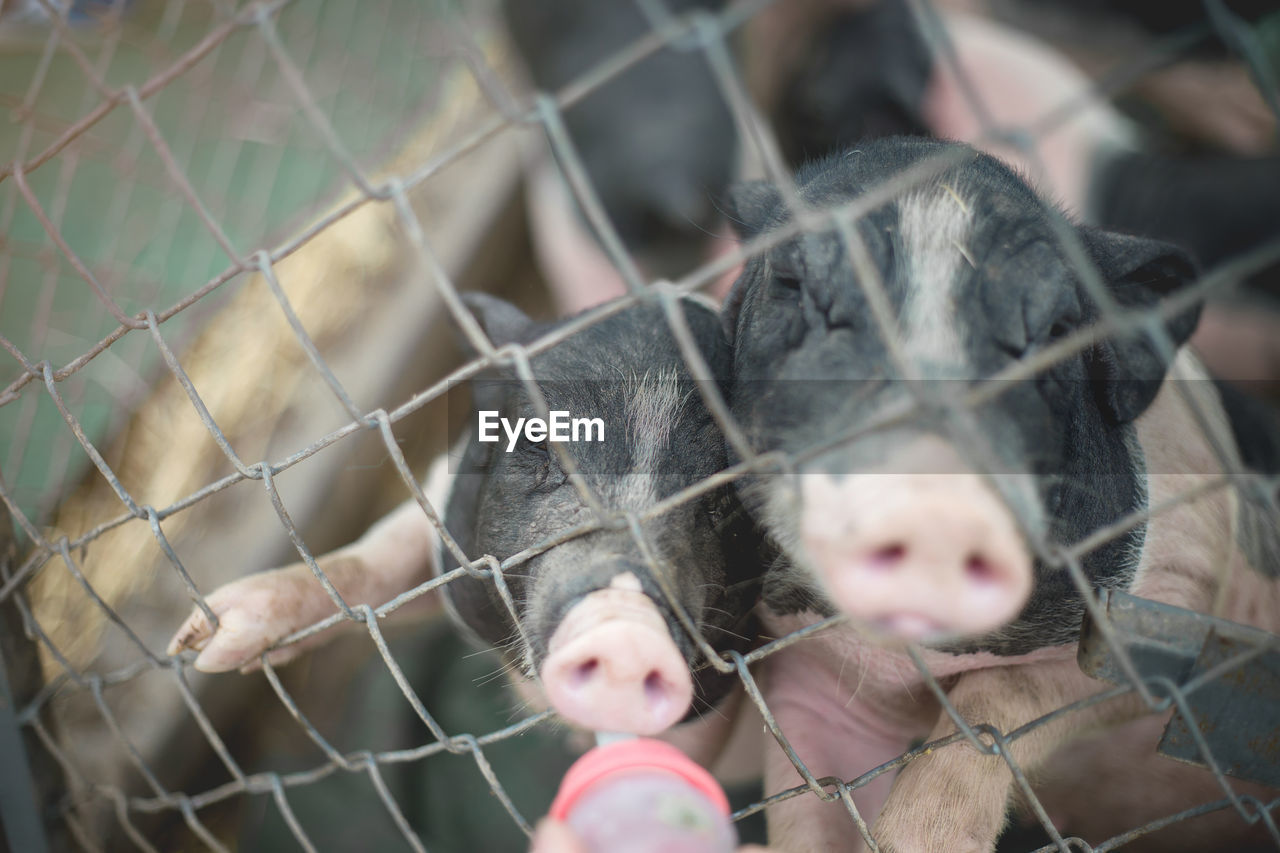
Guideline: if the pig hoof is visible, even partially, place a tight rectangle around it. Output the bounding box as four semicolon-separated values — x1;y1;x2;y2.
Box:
167;608;214;657
166;600;287;674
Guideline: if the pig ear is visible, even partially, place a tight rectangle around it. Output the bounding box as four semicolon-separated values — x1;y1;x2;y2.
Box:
674;294;732;367
724;181;782;241
1081;229;1202;424
460;292;534;352
721;273;749;345
721;181;783;342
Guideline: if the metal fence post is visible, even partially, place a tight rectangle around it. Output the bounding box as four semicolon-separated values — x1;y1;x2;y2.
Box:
0;506;50;853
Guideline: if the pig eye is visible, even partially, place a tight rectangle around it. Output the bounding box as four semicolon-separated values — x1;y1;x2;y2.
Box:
1025;287;1081;352
771;272;803;298
516;434;551;463
768;255;804;294
523;438;566;491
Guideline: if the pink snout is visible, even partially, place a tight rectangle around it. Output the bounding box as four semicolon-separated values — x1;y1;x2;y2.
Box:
540;578;693;735
801;444;1034;640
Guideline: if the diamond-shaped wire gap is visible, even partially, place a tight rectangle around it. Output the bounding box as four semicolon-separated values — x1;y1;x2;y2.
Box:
28;717;160;853
3;581;230;847
248;1;385;199
123;87;243;267
142;313;256;479
258;659;425;851
11;168;141;328
34;537;254;812
253;253;365;423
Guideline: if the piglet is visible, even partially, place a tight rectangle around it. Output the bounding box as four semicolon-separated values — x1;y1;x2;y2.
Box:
170;293;763;742
723;137;1280;851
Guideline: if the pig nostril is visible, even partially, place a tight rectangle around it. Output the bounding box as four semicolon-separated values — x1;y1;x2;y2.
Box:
965;553;996;583
570;658;599;687
869;543;906;569
643;670;666;703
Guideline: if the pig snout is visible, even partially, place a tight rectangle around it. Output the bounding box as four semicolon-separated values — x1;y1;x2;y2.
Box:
540;574;693;735
799;439;1034;640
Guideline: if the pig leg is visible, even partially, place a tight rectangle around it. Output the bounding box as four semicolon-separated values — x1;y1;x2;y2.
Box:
169;483;442;672
923;12;1135;218
1130;60;1277;157
1193;305;1280;384
871;660;1139;853
950;0;1277;155
525;153;630;315
758;648;934;851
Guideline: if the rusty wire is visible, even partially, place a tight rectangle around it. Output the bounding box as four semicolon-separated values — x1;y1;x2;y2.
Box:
1;0;1279;850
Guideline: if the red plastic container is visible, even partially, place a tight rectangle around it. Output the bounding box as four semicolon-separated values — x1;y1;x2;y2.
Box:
549;738;737;853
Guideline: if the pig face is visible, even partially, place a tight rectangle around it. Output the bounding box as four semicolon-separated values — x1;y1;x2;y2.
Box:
440;295;761;733
725;138;1202;655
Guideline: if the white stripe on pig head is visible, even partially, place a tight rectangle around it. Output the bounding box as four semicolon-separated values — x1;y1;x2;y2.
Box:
614;367;690;510
895;184;975;371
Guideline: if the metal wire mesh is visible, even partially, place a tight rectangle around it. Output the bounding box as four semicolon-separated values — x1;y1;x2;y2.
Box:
1;0;1279;850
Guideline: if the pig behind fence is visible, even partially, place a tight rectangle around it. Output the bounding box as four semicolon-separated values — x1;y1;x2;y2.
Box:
723;136;1280;851
169;293;764;745
438;293;763;737
501;0;738;314
750;2;1280;311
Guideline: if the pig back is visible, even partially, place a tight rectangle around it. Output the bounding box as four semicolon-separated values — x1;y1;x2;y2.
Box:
1132;351;1280;632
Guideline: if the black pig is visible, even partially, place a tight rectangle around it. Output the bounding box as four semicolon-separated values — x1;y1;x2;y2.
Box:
170;294;762;739
722;137;1280;851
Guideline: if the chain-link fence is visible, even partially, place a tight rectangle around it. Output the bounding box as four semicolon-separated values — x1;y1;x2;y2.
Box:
1;0;1279;850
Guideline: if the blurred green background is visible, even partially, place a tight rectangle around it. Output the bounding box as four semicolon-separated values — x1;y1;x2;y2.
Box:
0;0;452;528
